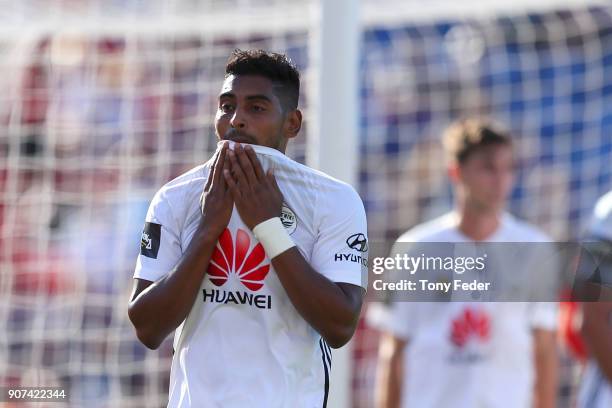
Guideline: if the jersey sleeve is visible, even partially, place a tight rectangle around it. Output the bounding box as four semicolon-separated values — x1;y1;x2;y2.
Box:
310;184;368;289
370;239;422;340
387;302;420;340
367;301;418;341
133;187;182;282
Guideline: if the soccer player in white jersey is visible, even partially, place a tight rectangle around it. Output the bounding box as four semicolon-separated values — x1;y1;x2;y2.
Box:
577;190;612;408
127;50;368;407
375;119;559;408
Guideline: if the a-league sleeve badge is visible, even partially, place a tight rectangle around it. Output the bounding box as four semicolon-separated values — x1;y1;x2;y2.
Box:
141;222;162;259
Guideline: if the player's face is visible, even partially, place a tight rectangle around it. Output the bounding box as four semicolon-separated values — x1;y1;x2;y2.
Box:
455;144;514;213
215;74;299;152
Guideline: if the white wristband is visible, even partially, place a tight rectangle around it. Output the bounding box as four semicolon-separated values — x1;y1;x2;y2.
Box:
252;217;296;259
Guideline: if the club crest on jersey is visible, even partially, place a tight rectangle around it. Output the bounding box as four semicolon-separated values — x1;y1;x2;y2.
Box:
141;222;161;259
280;202;297;235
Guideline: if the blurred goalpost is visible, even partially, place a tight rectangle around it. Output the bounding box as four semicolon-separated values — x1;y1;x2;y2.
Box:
2;0;612;407
310;3;358;408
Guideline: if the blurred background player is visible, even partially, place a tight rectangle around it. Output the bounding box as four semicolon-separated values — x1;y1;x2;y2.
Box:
577;190;612;408
374;119;559;408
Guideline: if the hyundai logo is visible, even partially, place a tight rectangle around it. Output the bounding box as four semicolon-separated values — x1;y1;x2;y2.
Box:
346;233;368;252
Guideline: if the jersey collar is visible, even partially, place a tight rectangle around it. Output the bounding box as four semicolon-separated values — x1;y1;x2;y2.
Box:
218;140;288;161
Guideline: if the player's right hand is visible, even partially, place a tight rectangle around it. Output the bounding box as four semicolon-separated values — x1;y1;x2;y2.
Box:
199;141;233;236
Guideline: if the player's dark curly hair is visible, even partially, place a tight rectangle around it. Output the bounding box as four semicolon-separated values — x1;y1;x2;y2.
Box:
225;49;300;112
442;118;512;164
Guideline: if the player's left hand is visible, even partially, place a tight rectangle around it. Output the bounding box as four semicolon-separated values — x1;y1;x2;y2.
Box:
224;143;283;230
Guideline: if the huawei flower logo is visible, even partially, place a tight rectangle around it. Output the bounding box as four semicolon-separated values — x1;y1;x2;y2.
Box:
207;228;270;291
450;308;490;347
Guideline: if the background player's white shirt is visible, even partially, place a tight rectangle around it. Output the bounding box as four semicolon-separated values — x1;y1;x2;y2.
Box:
382;212;558;408
578;363;612;408
577;190;612;408
134;142;368;408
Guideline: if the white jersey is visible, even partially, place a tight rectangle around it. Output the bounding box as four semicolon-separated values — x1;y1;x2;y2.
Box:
382;212;558;408
578;363;612;408
577;190;612;408
134;142;368;408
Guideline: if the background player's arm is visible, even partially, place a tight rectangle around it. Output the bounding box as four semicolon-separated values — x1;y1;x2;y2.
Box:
225;144;363;348
532;328;558;408
581;300;612;382
128;144;232;349
375;332;406;408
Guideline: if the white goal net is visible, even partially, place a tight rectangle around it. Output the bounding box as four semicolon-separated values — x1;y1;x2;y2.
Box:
0;1;312;407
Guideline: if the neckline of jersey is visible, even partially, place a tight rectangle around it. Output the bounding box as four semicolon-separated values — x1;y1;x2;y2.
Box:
217;140;287;161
